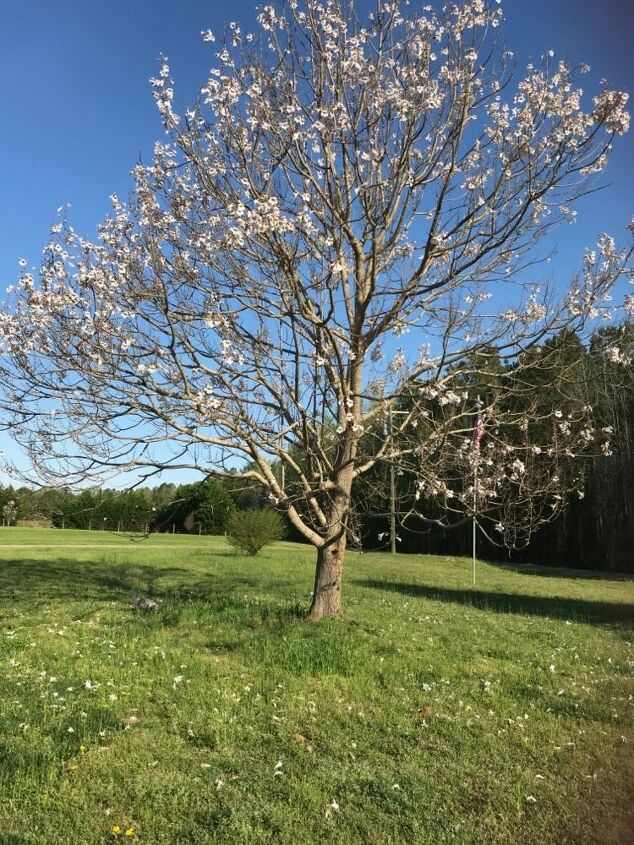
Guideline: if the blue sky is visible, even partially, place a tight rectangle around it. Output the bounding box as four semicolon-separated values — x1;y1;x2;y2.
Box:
0;0;632;487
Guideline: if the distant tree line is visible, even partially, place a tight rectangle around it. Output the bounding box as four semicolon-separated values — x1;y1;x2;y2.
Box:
2;328;632;571
0;478;259;536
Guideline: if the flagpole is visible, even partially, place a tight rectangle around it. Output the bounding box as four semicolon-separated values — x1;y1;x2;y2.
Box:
471;402;483;588
472;462;477;587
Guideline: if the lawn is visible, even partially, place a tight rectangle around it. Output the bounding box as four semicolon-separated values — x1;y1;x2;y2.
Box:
0;528;632;844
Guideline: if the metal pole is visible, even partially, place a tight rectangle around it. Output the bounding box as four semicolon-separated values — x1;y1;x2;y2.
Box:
472;515;476;587
389;407;396;555
472;461;477;587
390;461;397;555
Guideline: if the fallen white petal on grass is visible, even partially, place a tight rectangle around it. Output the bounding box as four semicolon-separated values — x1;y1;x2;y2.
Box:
326;798;340;817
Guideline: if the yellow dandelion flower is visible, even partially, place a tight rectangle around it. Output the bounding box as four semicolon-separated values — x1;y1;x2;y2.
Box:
124;828;135;837
79;745;87;753
111;824;121;834
69;762;79;771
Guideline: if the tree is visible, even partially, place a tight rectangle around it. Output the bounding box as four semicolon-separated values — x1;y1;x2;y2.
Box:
1;499;17;526
0;0;632;618
153;480;235;533
195;480;236;534
52;489;102;530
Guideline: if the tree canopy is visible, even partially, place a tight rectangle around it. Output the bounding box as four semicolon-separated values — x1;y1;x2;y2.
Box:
0;0;632;617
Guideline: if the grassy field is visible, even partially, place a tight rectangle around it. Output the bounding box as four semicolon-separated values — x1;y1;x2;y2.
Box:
0;528;632;845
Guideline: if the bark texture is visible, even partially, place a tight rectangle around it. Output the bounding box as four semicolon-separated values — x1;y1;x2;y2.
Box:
307;534;346;620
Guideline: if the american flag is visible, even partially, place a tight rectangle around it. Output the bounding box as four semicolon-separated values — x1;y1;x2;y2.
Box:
471;413;485;450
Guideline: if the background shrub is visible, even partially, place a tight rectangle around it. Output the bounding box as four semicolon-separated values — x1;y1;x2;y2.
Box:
227;509;286;556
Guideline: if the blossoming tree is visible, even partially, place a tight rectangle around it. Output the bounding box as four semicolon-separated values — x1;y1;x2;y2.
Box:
0;0;632;618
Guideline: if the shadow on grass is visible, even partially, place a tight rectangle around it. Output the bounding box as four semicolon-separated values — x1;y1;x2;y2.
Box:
489;561;634;581
0;558;302;621
355;579;634;626
0;558;191;602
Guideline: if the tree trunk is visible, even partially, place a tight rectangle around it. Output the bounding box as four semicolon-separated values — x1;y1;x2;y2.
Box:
306;382;360;620
307;532;346;621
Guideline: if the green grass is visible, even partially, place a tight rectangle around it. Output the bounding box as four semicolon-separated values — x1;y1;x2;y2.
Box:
0;527;632;845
